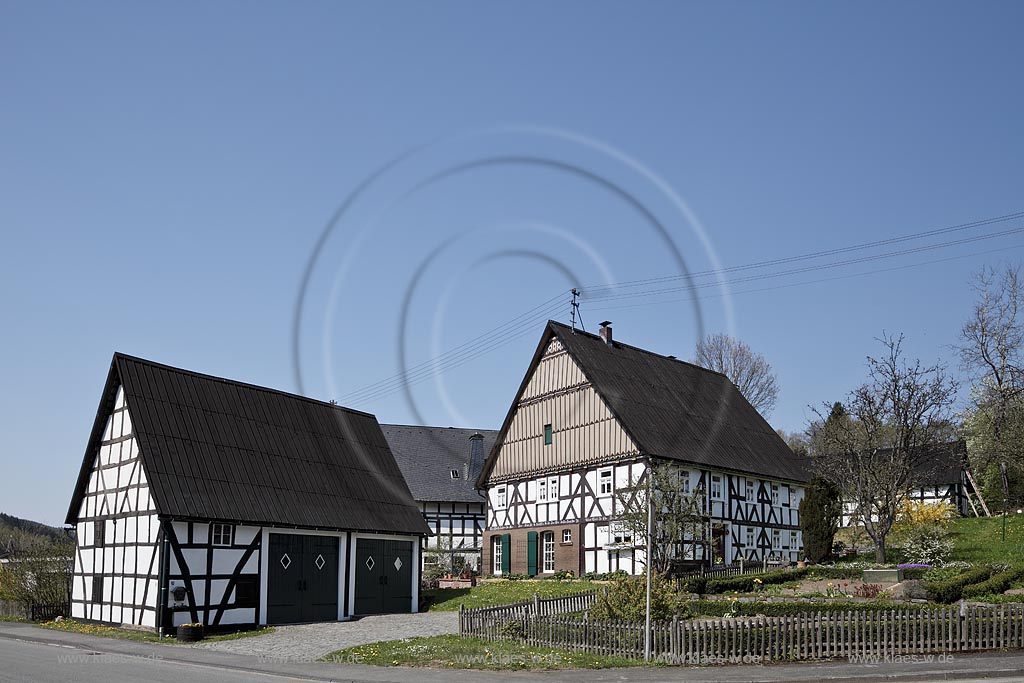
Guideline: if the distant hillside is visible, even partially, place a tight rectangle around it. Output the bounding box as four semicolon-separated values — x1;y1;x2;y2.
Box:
0;513;68;556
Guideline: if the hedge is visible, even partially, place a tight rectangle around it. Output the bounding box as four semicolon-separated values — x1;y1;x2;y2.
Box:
925;566;994;604
962;567;1024;599
703;568;809;595
685;599;925;618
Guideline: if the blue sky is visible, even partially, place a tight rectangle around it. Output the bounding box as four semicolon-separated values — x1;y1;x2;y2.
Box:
2;2;1022;525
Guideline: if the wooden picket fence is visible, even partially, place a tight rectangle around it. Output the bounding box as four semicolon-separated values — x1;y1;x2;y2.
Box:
673;562;770;583
461;603;1024;662
459;590;596;638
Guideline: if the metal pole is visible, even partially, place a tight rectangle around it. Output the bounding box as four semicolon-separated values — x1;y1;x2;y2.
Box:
1001;462;1010;544
645;461;653;663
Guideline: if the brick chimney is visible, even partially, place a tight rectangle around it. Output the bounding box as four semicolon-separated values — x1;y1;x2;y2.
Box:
599;321;613;346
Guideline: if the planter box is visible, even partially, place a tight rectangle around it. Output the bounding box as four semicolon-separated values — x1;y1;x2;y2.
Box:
863;568;904;583
438;577;476;589
176;625;204;642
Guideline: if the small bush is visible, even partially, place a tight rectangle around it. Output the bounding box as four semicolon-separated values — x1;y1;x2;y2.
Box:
963;567;1024;599
704;568;808;595
688;600;912;618
502;573;529;582
580;570;628;581
549;570;575;581
498;620;525;639
853;583;885;599
589;574;678;622
677;575;707;595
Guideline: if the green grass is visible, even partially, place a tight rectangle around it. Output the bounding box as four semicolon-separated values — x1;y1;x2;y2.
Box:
423;579;600;611
322;634;641;669
0;616;27;622
38;619;274;644
947;515;1024;564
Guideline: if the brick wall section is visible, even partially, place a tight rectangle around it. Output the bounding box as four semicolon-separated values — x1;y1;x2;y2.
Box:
482;523;583;576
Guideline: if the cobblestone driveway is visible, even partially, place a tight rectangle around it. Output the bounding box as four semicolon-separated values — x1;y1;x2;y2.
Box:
193;612;459;662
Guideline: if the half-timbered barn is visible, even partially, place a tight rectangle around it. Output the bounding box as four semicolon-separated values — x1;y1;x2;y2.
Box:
839;440;977;526
381;425;498;573
65;353;429;633
477;321;808;577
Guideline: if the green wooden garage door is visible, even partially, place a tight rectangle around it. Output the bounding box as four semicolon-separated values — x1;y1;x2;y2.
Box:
267;533;339;624
353;538;413;615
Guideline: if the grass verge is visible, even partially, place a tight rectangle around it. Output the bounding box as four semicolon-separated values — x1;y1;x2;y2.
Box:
38;619;274;644
322;634;641;669
424;580;600;611
947;515;1024;564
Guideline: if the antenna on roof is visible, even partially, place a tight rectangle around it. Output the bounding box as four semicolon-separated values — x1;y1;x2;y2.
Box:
570;288;584;333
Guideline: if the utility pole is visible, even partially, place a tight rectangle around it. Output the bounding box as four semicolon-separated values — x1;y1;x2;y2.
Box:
570;288;581;333
644;460;653;663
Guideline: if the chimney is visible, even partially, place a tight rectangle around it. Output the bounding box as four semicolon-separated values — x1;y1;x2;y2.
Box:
468;432;486;481
599;321;613;346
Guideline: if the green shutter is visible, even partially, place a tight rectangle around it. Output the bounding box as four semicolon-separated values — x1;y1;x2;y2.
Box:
501;533;511;574
526;531;538;576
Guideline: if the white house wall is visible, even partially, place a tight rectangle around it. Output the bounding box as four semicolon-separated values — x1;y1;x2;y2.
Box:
420;501;485;572
71;385;161;628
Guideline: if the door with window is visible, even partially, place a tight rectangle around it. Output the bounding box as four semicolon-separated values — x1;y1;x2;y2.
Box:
354;538;414;614
267;533;339;624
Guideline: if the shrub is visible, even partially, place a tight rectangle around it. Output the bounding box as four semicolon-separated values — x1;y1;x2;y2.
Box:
853;583;885;599
549;570;575;581
688;600;914;618
963;566;1024;599
589;574;679;621
502;573;529;582
677;575;707;595
925;566;993;603
704;568;809;595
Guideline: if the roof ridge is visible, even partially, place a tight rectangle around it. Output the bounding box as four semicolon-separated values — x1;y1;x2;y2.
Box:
380;423;499;433
112;352;378;420
546;320;730;379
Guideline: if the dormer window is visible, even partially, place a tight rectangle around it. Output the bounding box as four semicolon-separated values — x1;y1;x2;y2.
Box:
450;469;460;479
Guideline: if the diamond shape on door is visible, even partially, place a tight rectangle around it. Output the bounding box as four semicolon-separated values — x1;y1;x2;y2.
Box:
394;557;403;571
280;553;291;570
315;554;325;570
365;555;375;571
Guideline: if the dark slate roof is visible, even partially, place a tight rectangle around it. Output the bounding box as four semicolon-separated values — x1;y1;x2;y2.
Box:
913;441;967;486
66;354;430;536
381;425;498;503
480;321;808;485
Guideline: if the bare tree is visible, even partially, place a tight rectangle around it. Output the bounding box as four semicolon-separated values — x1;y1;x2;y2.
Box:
615;462;709;574
695;333;779;415
816;334;957;562
958;265;1024;482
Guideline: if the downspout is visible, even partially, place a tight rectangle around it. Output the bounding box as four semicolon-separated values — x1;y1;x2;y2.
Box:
157;520;171;638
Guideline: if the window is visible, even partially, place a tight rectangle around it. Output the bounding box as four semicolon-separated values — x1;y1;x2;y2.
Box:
94;521;105;548
496;486;507;509
679;470;690;494
450;469;461;479
790;530;798;548
211;523;233;546
548;477;558;499
710;475;723;500
611;521;633;545
772;529;781;550
542;532;555;572
538;479;547;502
745;479;756;501
543;423;553;445
492;536;503;574
782;485;790;507
745;526;755;549
92;575;104;603
234;577;258;605
771;483;780;506
599;468;613;495
562;529;572;544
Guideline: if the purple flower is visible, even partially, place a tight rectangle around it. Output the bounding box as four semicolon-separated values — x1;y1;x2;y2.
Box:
897;563;932;569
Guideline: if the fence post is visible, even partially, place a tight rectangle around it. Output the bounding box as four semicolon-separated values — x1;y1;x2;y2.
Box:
670;615;678;658
459;603;464;635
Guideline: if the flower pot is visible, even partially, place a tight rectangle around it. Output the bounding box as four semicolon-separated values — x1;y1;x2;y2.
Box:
176;624;204;642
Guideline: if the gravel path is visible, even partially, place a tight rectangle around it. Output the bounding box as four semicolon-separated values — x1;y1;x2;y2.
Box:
192;612;459;662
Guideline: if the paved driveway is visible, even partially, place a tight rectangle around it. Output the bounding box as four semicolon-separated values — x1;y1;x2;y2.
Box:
194;612;459;662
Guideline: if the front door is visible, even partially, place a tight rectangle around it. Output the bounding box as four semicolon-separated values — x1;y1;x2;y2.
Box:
354;538;413;615
267;533;339;624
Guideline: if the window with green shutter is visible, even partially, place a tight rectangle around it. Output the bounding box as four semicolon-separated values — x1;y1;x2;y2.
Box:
527;531;538;576
500;533;511;574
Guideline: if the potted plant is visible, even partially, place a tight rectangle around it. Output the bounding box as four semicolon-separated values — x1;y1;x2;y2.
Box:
176;622;204;642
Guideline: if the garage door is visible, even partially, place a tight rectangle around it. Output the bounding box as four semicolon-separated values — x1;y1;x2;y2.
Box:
267;534;339;624
353;538;413;614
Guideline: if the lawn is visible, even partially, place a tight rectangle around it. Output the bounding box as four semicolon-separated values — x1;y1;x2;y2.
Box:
38;619;274;644
322;634;641;670
947;514;1024;564
423;579;601;611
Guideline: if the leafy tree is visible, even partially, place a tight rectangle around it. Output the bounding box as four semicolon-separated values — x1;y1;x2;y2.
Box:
695;333;780;415
615;462;709;574
798;475;841;563
589;573;679;622
815;333;958;562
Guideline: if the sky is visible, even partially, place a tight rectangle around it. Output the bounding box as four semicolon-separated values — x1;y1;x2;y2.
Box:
2;1;1023;526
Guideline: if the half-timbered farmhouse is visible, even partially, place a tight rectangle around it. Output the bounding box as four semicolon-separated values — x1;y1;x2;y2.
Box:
65;353;429;633
382;425;497;573
478;321;808;577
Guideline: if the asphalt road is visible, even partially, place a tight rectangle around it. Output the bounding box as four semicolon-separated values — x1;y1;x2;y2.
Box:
2;621;1024;683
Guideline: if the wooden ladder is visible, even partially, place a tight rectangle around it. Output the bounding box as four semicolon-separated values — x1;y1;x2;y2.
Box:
964;468;992;517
